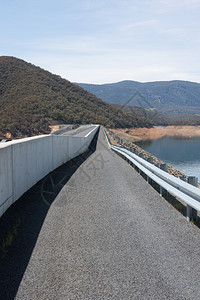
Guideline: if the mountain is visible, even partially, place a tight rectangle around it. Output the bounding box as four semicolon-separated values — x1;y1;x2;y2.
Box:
0;57;152;138
114;104;172;126
75;80;200;115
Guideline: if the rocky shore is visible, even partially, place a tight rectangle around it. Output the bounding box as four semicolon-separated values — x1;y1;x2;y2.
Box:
108;129;186;179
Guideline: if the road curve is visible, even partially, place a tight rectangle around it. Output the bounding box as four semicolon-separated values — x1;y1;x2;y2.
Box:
62;125;97;137
16;128;200;299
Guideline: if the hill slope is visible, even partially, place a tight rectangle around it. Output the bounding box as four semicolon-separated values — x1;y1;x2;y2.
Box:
0;57;152;138
75;80;200;114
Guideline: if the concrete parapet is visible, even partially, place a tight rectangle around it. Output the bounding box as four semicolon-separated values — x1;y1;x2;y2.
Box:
12;135;53;202
0;144;13;217
0;126;99;218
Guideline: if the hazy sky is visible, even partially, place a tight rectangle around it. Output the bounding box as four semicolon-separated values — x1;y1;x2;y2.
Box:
1;0;200;83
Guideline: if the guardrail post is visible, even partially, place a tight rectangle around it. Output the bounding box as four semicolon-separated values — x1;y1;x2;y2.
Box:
160;163;168;172
188;176;198;187
159;185;167;197
180;176;187;182
160;186;163;196
147;157;153;164
186;205;192;222
187;176;198;222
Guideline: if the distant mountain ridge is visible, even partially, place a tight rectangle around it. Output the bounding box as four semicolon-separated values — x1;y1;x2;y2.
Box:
75;80;200;114
0;57;152;138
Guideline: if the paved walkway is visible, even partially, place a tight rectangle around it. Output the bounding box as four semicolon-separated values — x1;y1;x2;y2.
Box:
16;128;200;299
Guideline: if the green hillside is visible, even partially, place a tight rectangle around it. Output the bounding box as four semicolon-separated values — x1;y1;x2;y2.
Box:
114;104;172;126
0;57;152;138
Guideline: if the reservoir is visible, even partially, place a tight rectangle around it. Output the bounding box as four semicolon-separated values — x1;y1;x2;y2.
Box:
135;136;200;181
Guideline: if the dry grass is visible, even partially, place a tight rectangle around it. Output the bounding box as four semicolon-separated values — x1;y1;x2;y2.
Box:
0;218;21;258
106;132;117;145
111;126;200;142
49;125;61;133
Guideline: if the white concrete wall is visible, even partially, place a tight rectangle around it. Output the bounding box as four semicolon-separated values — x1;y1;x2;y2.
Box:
0;126;99;218
52;135;70;170
12;135;53;202
0;144;13;217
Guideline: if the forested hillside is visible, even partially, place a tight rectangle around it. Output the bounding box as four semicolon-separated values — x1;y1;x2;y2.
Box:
76;80;200;115
0;57;152;138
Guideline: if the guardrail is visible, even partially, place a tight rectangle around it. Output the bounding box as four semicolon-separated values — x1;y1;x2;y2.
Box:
105;130;200;222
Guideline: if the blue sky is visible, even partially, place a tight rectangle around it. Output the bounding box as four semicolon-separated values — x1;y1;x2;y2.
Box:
1;0;200;83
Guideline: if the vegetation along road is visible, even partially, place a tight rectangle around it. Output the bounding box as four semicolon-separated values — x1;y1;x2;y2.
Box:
13;128;200;299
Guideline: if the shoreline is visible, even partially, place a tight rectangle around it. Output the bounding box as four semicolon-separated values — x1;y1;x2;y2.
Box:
111;125;200;142
108;128;188;180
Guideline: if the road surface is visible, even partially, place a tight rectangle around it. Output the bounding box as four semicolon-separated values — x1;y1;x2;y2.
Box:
59;125;97;137
15;128;200;299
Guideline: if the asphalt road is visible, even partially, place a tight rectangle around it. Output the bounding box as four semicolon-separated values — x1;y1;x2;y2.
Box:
15;128;200;299
62;125;97;137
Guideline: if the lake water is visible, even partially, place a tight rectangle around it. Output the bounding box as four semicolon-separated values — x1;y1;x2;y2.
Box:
135;136;200;181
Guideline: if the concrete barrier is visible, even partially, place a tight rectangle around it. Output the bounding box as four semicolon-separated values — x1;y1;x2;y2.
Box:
0;126;99;218
52;135;70;169
0;144;13;216
12;135;54;202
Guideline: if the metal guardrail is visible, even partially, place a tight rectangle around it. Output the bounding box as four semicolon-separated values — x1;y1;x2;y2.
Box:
105;130;200;222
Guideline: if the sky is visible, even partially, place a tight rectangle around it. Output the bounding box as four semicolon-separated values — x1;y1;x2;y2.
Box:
1;0;200;84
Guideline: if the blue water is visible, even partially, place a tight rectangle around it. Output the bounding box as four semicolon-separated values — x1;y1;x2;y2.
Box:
135;136;200;181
